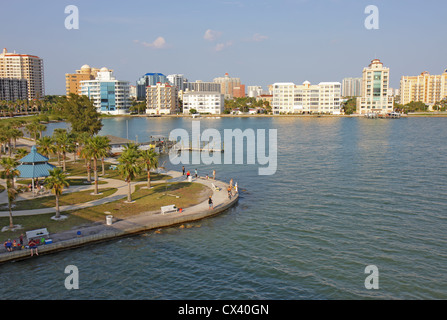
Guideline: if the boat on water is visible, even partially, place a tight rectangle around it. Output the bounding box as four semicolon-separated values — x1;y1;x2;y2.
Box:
365;112;402;119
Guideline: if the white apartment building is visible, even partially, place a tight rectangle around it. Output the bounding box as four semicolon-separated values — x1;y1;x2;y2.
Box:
271;81;341;114
342;77;362;97
182;91;224;114
0;48;44;100
356;59;394;114
80;67;130;115
247;86;264;98
167;74;188;91
146;82;179;115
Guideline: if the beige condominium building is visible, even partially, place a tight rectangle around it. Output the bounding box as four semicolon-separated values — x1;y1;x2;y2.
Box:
146;82;179;115
213;73;242;99
356;59;394;114
271;81;341;114
66;64;102;95
400;70;447;106
0;48;44;100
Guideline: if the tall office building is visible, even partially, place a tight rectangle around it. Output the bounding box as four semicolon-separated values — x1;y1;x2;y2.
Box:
400;70;447;106
146;82;179;115
233;85;246;98
356;59;394;114
136;73;167;100
247;86;265;98
271;81;341;114
342;77;362;97
65;65;102;95
167;74;188;91
0;48;44;100
0;78;28;101
80;67;130;115
213;73;242;99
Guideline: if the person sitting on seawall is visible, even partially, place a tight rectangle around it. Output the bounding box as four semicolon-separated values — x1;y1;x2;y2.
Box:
4;239;13;252
28;239;39;256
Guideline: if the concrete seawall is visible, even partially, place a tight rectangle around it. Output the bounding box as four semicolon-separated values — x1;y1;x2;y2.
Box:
0;177;239;264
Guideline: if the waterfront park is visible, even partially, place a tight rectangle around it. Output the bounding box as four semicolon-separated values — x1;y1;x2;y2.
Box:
0;96;224;258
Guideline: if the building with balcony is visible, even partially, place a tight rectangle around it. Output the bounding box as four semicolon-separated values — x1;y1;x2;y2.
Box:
0;78;28;101
146;82;179;115
400;70;447;106
182;91;224;114
356;59;394;114
213;73;243;99
65;65;102;96
0;48;44;100
80;67;130;115
271;81;341;114
342;77;362;97
136;73;167;100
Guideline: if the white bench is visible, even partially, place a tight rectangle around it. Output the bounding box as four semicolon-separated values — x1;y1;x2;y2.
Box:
161;205;177;215
26;228;49;242
211;183;221;191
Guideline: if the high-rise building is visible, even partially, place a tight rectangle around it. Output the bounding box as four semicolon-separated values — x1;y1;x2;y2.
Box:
0;78;28;101
0;48;44;100
65;65;102;96
356;59;394;114
342;77;362;97
213;73;242;99
167;74;188;91
233;85;246;98
136;73;167;100
247;86;265;98
400;70;447;106
271;81;341;114
182;91;224;115
146;82;178;115
80;67;130;115
184;80;221;93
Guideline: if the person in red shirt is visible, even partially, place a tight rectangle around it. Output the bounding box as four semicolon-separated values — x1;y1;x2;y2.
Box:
28;239;39;256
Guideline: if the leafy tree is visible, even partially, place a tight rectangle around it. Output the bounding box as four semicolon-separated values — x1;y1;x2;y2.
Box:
37;136;56;158
61;94;103;135
83;136;110;194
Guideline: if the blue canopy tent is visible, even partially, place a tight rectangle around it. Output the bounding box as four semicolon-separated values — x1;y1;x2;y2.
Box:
16;145;56;194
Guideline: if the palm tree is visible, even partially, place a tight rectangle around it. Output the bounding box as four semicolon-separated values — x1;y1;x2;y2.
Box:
140;148;159;188
6;180;18;229
37;136;56;158
44;167;69;219
54;130;73;172
118;143;142;203
83;136;109;195
98;136;111;176
0;157;20;189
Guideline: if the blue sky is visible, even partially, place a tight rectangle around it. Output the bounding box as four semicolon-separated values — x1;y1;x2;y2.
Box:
1;0;446;95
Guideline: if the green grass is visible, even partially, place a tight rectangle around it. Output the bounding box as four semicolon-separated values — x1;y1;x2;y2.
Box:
0;182;211;239
0;188;117;211
16;178;107;186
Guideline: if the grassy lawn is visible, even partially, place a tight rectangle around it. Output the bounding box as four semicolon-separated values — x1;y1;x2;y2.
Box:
16;178;107;186
0;188;117;211
0;182;211;239
62;160;172;182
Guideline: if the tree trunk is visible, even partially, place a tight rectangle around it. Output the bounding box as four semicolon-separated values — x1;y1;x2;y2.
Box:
94;158;98;194
8;203;13;229
127;180;132;202
87;161;91;182
147;168;151;188
62;151;66;172
55;195;60;218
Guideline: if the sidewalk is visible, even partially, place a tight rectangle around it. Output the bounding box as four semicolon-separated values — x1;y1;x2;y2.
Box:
0;171;239;263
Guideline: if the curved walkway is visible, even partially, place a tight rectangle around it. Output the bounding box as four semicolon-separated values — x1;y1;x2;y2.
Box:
0;171;239;263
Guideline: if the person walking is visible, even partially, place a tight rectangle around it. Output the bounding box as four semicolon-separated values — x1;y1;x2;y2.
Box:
208;196;213;210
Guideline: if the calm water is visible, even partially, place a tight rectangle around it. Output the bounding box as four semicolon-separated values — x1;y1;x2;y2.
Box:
1;116;447;299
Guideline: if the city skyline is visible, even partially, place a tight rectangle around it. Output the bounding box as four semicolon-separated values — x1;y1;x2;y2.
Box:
1;0;446;95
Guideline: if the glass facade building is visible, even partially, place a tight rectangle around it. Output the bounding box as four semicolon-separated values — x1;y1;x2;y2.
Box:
136;73;167;100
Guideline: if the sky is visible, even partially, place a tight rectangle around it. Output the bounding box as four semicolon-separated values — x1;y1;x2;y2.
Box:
1;0;446;95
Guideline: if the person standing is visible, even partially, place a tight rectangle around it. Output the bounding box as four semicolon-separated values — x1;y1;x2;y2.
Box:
227;186;232;200
208;196;213;210
195;168;198;178
213;169;216;180
182;166;185;175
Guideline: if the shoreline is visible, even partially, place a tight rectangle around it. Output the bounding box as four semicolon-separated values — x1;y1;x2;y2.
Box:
0;173;239;264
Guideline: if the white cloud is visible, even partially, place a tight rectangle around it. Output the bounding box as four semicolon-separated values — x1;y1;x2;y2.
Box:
252;33;268;42
214;41;233;52
204;29;222;41
134;37;168;49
